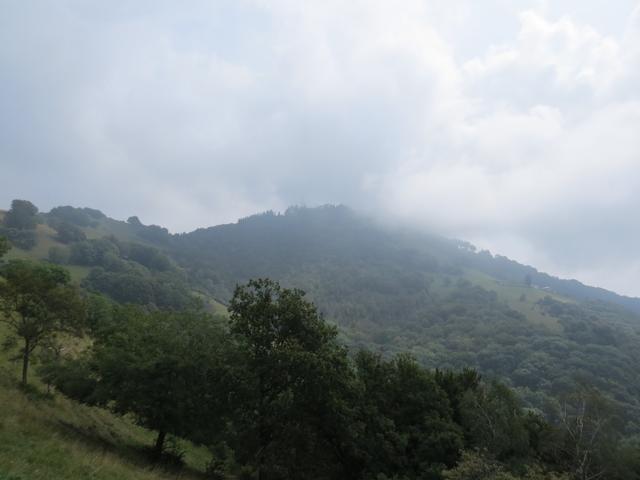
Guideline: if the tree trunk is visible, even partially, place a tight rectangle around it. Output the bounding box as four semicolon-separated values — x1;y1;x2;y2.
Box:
21;339;30;385
153;430;167;459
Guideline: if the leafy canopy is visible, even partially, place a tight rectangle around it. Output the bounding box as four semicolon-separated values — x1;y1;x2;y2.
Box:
0;260;86;384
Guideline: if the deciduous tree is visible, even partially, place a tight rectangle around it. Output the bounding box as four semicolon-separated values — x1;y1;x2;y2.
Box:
0;260;86;384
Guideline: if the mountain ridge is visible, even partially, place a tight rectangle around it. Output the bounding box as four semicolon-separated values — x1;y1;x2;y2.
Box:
2;201;640;432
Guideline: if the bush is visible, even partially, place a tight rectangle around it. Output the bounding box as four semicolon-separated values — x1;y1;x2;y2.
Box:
0;227;37;250
51;221;86;244
48;206;99;227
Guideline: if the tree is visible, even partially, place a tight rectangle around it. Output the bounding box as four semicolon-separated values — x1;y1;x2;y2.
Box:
228;278;353;480
51;221;86;244
127;216;142;226
0;260;86;384
552;387;619;480
460;381;532;460
52;307;228;458
3;199;39;230
352;352;465;479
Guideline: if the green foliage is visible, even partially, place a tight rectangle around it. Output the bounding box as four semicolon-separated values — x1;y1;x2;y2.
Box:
0;228;37;250
0;260;86;384
4;200;640;478
125;243;172;271
48;205;103;227
49;221;86;244
351;351;465;478
227;278;353;479
51;307;227;457
460;381;533;459
443;451;569;480
82;267;193;309
164;206;640;432
5;271;640;479
0;361;210;480
69;237;121;266
3;200;38;230
62;236;190;309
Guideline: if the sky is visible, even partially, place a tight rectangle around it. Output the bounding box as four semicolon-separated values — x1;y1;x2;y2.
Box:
1;1;639;296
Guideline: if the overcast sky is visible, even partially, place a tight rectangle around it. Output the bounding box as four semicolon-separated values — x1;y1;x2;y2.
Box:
1;1;639;296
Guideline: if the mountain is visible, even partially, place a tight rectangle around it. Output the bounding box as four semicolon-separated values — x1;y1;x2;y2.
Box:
2;203;640;432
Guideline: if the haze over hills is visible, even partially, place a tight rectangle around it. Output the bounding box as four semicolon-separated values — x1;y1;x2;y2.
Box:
2;201;640;433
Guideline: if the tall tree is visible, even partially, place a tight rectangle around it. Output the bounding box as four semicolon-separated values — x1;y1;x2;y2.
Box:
0;260;86;384
553;386;619;480
228;278;353;480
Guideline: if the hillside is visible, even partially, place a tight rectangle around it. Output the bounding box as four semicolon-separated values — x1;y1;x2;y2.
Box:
2;203;640;433
0;321;212;480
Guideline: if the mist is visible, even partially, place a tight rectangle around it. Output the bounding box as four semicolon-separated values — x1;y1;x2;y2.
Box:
1;1;639;295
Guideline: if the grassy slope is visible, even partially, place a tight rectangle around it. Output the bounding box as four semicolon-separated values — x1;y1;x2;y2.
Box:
0;212;228;314
0;325;210;480
0;215;221;478
461;269;568;333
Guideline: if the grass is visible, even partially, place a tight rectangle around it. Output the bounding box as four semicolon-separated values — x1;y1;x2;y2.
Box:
1;220;92;285
0;324;212;480
461;269;568;333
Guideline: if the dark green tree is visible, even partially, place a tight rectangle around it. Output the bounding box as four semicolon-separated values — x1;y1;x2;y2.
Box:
460;381;532;459
352;351;465;479
228;278;353;480
51;221;86;244
0;260;86;384
53;307;228;458
3;199;39;230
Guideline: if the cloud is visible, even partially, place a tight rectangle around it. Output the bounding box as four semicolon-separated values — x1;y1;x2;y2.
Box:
0;1;639;295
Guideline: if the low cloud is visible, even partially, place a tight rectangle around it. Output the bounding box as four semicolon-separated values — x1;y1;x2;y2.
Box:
1;1;639;294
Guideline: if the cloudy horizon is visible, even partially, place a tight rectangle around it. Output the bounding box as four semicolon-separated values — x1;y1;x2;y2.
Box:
1;1;639;296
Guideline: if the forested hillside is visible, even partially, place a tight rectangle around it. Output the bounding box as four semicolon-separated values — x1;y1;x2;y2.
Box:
1;199;640;479
3;202;640;429
172;206;640;433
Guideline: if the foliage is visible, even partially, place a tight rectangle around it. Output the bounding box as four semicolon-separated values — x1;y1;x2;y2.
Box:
3;199;39;230
0;361;210;480
443;451;569;480
165;207;640;433
48;205;104;227
0;228;37;250
51;307;228;457
548;386;621;480
4;200;640;478
351;351;464;479
60;236;190;309
49;221;86;244
227;278;353;479
0;260;86;384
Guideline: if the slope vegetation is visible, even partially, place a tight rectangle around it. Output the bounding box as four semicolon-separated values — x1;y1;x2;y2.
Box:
3;203;640;432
